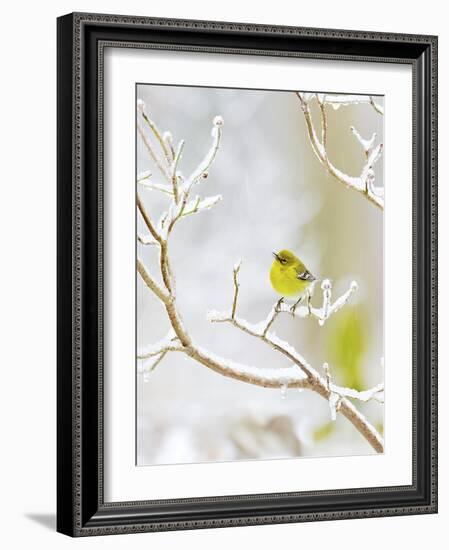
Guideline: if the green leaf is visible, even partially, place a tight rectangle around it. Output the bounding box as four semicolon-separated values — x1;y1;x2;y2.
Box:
327;306;369;391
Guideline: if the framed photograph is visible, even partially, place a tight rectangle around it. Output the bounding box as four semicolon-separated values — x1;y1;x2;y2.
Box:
57;12;438;536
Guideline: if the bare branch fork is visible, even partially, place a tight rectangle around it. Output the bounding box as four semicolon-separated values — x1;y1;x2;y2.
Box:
208;264;384;452
136;98;384;454
295;92;384;210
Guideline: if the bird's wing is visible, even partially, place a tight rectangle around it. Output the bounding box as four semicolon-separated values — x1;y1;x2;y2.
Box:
296;267;316;282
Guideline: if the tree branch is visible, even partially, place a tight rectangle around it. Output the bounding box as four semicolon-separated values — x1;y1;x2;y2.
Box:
137;329;182;359
276;278;358;326
295;92;384;210
208;265;384;453
136;104;384;454
137;122;172;182
137;259;169;304
171;139;185;203
137;99;172;168
137;193;162;244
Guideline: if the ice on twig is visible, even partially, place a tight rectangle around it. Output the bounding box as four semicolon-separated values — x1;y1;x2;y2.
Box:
181;195;222;216
137;232;157;246
331;382;384;404
280;378;288;400
319;94;384;112
323;362;331;390
324;280;357;319
194;344;308;387
139;180;174;195
321;363;379;418
156;194;222;237
156;198;185;238
295;92;384;208
234;258;242;272
139;353;166;379
138;328;178;359
162;131;175;159
277;278;357;326
350;127;377;156
297;92;313;104
137;170;152;182
367;143;383;166
328;392;341;421
206;309;231;322
183;115;224;188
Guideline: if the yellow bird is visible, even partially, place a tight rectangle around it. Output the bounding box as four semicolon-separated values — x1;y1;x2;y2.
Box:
270;249;316;313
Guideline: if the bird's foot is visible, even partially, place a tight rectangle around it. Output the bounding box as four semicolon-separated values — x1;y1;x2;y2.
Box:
289;296;303;317
307;292;312;315
275;297;284;313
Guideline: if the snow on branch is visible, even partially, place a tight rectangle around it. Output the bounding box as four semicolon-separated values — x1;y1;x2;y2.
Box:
207;263;384;452
332;382;384;404
136;99;223;242
137;232;157;246
276;278;358;326
137;328;182;359
137;329;184;380
322;361;384;421
320;94;384;115
182;115;224;191
136;105;384;454
295;92;384;210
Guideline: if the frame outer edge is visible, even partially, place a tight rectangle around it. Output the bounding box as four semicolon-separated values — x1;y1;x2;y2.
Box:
57;12;438;536
430;36;438;513
57;13;77;537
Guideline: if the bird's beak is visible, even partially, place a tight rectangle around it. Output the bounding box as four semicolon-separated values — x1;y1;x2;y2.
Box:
272;252;279;261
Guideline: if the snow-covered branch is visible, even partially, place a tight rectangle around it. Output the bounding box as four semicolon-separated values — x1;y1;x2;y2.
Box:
276;278;358;326
136;102;384;454
137;329;182;359
322;361;384;421
315;94;384;115
182;115;224;191
296;92;384;209
207;264;384;452
137;232;157;246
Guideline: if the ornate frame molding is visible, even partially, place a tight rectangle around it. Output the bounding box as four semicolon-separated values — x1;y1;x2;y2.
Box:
57;12;437;536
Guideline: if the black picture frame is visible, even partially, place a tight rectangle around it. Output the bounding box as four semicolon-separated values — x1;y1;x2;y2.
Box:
57;12;438;537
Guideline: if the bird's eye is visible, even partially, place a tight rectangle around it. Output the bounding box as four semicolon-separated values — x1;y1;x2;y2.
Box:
280;258;287;264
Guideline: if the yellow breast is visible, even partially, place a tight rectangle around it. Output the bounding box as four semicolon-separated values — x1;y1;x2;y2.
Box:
270;261;310;297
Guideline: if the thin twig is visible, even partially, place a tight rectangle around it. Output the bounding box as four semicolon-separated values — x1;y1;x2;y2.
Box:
137;330;183;358
137;194;162;244
137;232;157;246
208;266;384;453
136;111;384;454
184;116;223;188
369;96;384;115
317;94;328;150
137;259;169;304
276;279;358;326
140;109;172;165
137;122;171;182
139;351;167;376
295;92;384;210
231;260;241;319
171;140;185;203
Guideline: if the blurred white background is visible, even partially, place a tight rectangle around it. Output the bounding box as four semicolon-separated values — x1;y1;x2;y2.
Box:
137;85;384;465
